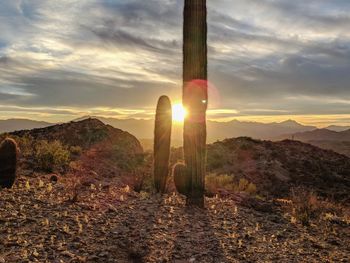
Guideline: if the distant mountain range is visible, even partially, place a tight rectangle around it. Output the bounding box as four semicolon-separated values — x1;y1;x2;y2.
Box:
1;117;349;151
74;116;329;145
324;125;350;132
279;128;350;142
0;119;52;133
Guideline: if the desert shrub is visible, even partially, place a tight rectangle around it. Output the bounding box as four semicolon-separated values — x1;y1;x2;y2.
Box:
131;170;152;193
237;178;249;191
112;142;146;172
205;174;257;196
34;140;70;172
246;181;257;195
70;145;83;156
121;169;153;193
206;174;234;196
120;152;154;192
290;187;322;226
207;144;231;170
277;188;349;226
4;134;34;157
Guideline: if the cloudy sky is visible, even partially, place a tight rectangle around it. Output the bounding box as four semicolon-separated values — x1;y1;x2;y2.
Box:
0;0;349;126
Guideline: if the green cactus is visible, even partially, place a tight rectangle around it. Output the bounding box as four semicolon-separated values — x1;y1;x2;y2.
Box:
154;95;172;193
0;138;18;188
182;0;208;207
173;162;190;196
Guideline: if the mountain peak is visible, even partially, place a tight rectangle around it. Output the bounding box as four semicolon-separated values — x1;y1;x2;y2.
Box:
280;119;299;125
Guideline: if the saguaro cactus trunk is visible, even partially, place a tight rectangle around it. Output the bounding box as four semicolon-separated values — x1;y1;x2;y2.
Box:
154;96;172;193
183;0;208;207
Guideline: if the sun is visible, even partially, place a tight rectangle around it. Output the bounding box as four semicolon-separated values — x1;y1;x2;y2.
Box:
172;103;187;123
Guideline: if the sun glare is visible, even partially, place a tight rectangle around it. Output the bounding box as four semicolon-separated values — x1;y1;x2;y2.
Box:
172;103;187;123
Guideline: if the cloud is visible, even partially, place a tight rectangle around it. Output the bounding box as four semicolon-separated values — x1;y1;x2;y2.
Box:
0;0;349;125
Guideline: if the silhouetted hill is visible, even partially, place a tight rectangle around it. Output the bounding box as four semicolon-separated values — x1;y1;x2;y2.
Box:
207;137;350;201
0;118;52;133
207;119;316;142
325;125;350;132
10;118;142;152
279;128;350;142
307;141;350;158
277;129;350;157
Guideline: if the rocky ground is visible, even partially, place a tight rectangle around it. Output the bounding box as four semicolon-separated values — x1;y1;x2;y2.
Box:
206;138;350;201
1;175;349;263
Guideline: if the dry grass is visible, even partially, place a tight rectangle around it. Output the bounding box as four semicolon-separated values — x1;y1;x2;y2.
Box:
205;174;257;197
290;187;321;226
278;187;350;226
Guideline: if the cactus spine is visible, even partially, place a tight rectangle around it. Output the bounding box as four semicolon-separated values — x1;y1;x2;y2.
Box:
0;138;18;188
154;96;172;193
182;0;208;207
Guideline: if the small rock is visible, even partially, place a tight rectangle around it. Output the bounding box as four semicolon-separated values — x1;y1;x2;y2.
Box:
49;174;59;183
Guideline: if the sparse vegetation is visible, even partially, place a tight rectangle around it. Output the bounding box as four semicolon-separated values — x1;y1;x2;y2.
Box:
111;143;145;172
205;174;257;197
69;145;83;156
290;187;321;226
0;119;349;262
34;140;70;172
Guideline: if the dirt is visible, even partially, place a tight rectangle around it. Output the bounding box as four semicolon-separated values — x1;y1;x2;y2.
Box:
1;175;349;263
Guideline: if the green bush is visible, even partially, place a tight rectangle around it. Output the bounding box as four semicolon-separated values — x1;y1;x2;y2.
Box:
34;140;70;172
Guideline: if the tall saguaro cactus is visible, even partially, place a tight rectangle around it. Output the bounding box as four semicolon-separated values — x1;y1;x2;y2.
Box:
183;0;208;207
154;96;172;193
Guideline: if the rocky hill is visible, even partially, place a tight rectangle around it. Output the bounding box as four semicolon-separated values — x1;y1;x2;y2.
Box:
307;140;350;158
10;118;142;152
207;137;350;201
0;125;349;262
3;118;144;178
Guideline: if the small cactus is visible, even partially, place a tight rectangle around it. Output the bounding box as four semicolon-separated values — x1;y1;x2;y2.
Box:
0;138;18;188
154;96;172;193
173;163;190;196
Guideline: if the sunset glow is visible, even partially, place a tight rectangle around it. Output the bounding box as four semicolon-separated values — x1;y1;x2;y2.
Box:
172;103;187;123
0;1;348;127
